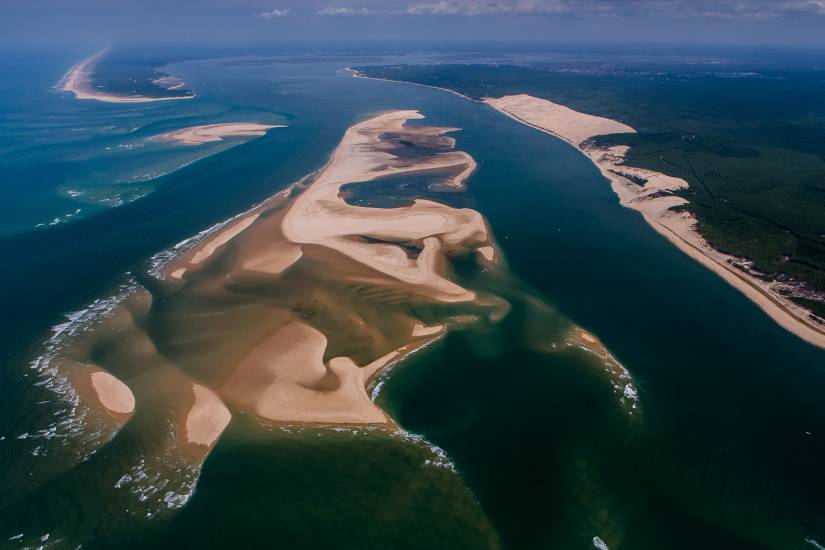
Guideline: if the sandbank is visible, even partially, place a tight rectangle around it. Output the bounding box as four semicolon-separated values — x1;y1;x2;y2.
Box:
158;123;283;145
281;110;489;303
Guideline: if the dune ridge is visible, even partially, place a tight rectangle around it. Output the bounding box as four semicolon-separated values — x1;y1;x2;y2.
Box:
485;94;825;350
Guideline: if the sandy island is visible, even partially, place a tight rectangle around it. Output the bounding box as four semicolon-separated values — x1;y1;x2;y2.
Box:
60;48;194;104
170;109;497;423
158;123;283;145
485;94;825;350
34;110;639;509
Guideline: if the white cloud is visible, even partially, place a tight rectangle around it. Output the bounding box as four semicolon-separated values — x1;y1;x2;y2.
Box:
401;0;825;18
257;8;292;19
782;0;825;15
404;0;569;15
317;6;373;15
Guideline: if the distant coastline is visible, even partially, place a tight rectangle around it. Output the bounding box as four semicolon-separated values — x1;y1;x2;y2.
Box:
345;68;478;103
351;71;825;349
60;48;194;104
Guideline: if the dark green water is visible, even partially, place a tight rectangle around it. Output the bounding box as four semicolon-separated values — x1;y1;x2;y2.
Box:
1;49;825;549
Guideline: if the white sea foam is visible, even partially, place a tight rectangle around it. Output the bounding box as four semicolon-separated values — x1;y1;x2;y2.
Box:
592;536;609;550
392;429;456;473
369;380;385;401
21;278;138;457
113;447;203;518
570;341;640;416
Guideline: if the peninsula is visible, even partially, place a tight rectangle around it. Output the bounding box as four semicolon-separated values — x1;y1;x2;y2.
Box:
60;48;194;103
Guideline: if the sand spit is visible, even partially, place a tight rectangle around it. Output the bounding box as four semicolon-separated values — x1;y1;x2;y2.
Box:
158;123;283;145
485;94;825;350
61;48;194;104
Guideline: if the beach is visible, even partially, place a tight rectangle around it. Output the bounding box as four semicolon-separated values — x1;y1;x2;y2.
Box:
484;94;825;350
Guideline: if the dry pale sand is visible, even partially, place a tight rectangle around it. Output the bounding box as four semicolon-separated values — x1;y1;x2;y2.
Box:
158;123;283;145
90;371;136;415
241;242;304;275
61;48;194;104
485;93;825;350
478;245;495;262
185;384;231;447
412;323;445;337
220;320;389;424
281;110;491;303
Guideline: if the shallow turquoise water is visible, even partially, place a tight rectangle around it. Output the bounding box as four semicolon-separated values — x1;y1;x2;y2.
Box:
1;48;825;549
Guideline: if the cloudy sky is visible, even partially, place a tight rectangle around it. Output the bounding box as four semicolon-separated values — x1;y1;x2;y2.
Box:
4;0;825;47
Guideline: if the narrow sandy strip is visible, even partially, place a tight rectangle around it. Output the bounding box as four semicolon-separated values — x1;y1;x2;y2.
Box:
158;123;284;145
347;68;478;103
60;48;194;104
484;94;825;350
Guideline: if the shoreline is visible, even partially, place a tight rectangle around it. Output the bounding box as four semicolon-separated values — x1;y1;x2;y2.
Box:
60;48;195;104
345;68;480;103
482;94;825;350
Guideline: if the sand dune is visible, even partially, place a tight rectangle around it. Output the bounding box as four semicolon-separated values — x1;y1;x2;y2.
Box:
485;93;825;350
159;123;283;145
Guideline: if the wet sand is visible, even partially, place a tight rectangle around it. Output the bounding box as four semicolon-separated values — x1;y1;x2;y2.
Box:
485;94;825;350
